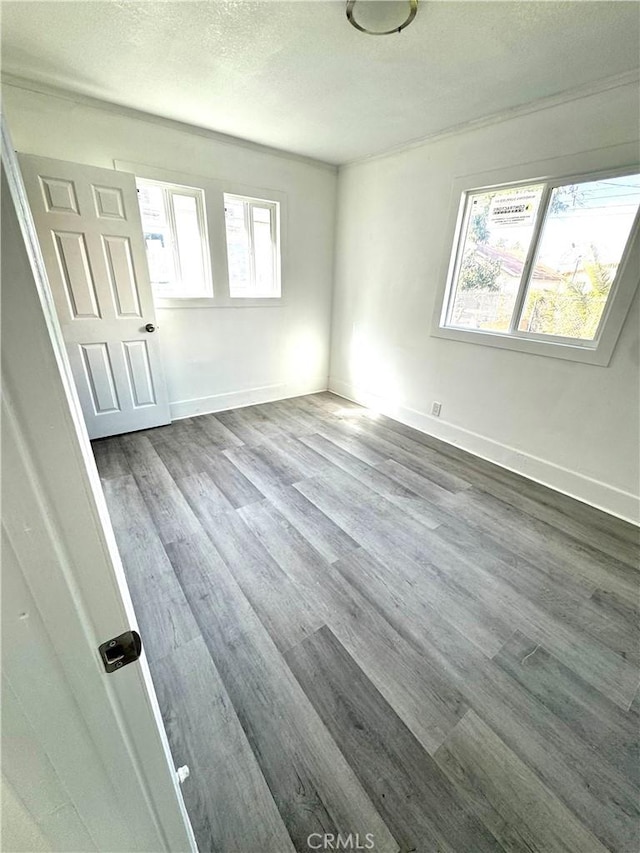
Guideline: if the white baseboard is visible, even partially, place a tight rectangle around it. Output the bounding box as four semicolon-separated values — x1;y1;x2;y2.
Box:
169;378;328;421
329;377;640;526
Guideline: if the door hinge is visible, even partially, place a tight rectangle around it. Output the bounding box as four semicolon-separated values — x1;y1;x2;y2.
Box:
99;630;142;673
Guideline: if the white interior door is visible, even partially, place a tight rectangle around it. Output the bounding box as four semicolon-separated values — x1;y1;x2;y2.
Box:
18;153;171;439
2;125;194;851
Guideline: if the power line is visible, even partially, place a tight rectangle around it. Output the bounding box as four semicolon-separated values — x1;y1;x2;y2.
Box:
596;180;640;189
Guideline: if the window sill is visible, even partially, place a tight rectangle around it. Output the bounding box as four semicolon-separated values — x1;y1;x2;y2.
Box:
431;324;614;366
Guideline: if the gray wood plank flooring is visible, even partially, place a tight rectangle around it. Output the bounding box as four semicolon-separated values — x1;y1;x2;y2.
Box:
285;625;500;853
93;392;639;853
153;636;296;853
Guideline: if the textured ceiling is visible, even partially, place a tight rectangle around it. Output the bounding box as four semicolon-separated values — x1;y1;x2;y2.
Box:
2;0;639;164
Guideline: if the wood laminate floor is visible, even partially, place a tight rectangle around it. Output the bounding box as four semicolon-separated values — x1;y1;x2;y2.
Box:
92;392;640;853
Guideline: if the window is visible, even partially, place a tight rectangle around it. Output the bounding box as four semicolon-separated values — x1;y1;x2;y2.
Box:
137;179;212;299
224;194;281;298
438;170;640;360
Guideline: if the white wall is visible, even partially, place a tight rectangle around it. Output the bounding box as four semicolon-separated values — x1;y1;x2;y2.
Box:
330;81;640;522
2;82;337;417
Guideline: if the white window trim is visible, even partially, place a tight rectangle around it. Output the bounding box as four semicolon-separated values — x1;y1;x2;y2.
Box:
431;153;640;366
224;193;281;299
137;177;213;300
115;160;287;308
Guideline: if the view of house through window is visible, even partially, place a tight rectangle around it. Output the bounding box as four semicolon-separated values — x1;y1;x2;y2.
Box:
443;172;640;344
224;194;281;298
137;179;212;298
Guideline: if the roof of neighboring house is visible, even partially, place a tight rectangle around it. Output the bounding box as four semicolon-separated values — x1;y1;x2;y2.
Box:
475;243;563;282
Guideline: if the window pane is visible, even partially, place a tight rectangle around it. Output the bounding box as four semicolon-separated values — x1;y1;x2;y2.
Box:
448;184;544;332
252;205;271;224
519;175;640;340
138;183;167;228
138;184;175;295
224;197;251;294
252;206;275;293
224;195;280;298
172;193;206;295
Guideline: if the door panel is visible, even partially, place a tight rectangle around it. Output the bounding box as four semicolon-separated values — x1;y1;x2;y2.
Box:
123;340;157;407
39;174;80;214
19;154;171;438
93;184;126;219
80;342;121;413
53;230;101;318
103;235;143;316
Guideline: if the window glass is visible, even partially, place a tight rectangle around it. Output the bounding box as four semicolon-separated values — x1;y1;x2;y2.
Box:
171;193;206;296
136;179;212;299
252;206;275;293
224;194;280;298
448;184;544;332
224;197;251;294
138;184;175;295
518;176;640;340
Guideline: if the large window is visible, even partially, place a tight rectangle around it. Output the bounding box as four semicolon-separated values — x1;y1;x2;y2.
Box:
137;179;212;299
224;194;281;298
438;170;640;361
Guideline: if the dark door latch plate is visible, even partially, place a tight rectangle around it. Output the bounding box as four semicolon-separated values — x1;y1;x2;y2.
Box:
99;630;142;673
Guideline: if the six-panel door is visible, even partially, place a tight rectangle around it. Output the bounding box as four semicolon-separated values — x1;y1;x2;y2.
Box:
19;154;171;438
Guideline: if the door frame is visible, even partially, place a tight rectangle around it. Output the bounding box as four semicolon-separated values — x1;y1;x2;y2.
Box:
1;117;197;851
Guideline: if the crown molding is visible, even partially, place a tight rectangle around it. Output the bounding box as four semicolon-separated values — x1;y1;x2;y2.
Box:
0;72;338;173
340;68;640;170
3;68;638;171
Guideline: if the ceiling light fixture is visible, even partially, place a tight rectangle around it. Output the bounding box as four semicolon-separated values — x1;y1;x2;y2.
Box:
346;0;418;35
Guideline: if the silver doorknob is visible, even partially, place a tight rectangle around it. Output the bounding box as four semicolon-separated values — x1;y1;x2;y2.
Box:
145;323;156;333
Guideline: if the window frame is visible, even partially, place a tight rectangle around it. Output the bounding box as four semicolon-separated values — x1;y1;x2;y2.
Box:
118;160;287;309
136;177;213;300
432;162;640;366
223;193;282;300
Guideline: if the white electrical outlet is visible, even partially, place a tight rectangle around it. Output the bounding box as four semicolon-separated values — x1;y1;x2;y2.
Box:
431;401;442;417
